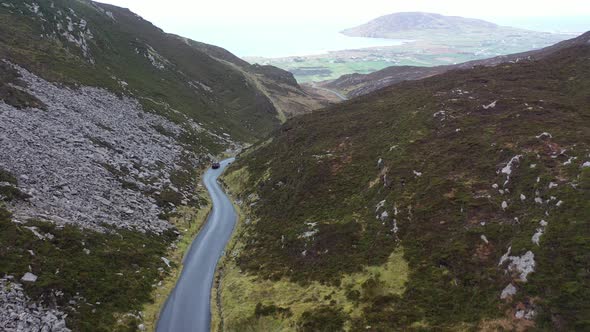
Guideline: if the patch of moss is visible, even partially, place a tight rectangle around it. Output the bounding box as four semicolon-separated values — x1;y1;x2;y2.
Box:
0;61;45;110
0;167;17;184
0;168;28;201
254;302;292;318
298;306;346;332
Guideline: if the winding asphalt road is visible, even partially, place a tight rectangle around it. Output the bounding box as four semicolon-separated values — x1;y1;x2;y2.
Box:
310;83;348;101
157;158;237;332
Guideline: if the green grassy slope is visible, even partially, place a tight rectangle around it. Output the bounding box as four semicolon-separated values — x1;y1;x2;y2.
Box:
223;42;590;330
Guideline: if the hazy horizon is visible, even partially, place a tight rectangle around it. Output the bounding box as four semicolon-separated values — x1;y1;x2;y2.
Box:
97;0;590;57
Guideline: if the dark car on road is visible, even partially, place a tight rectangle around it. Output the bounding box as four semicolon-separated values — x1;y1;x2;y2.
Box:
212;162;221;169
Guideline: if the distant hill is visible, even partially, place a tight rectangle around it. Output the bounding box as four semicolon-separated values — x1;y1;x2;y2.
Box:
321;31;590;97
342;12;516;38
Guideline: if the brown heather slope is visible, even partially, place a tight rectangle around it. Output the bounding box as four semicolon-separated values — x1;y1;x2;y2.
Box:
321;31;590;99
220;40;590;331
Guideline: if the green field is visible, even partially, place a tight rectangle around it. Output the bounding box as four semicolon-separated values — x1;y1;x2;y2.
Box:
248;31;573;83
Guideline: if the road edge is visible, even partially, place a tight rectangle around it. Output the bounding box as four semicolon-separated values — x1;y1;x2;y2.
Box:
142;170;213;331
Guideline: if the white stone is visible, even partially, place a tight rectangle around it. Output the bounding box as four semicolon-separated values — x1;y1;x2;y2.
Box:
501;155;522;176
21;273;38;283
482;100;497;109
499;248;536;282
500;283;517;299
563;157;576;165
299;222;318;239
480;235;489;244
532;220;548;246
392;219;399;234
161;257;171;268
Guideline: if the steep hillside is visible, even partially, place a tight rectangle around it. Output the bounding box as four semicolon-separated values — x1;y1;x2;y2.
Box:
0;0;322;145
219;42;590;331
321;31;590;98
0;0;324;331
179;36;329;120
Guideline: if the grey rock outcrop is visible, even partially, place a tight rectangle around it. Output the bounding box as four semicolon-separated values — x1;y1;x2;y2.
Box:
0;277;70;332
0;63;217;233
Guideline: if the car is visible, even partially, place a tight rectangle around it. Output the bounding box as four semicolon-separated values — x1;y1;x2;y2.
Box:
212;162;221;169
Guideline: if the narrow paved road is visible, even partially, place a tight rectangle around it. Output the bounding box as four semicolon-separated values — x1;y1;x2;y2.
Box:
311;83;348;101
157;158;237;332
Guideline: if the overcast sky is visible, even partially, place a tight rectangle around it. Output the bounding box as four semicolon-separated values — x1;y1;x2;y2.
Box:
95;0;590;57
97;0;590;24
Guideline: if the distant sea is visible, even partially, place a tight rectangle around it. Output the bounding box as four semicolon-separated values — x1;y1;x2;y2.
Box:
176;17;590;59
179;21;405;58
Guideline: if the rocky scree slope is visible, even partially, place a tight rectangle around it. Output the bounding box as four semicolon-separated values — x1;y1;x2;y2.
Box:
321;31;590;98
223;43;590;330
1;62;198;233
0;276;69;332
0;0;322;331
